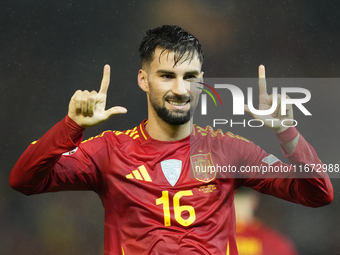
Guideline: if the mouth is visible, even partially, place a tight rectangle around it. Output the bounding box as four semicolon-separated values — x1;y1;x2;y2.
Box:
166;99;190;110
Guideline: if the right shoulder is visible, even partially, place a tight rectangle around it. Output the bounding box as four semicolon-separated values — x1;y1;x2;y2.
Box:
81;122;147;147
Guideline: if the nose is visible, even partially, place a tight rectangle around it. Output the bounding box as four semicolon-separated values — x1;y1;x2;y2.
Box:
172;78;188;96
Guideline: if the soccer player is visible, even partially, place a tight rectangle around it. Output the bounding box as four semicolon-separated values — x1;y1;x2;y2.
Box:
235;189;299;255
10;25;333;255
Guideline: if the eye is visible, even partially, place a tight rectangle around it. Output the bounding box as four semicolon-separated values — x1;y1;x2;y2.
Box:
162;75;173;80
185;75;198;81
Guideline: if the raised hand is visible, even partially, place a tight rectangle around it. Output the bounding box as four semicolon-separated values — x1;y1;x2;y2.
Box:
244;65;293;134
68;65;127;128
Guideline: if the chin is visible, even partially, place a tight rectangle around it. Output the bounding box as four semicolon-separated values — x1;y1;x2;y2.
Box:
161;113;191;126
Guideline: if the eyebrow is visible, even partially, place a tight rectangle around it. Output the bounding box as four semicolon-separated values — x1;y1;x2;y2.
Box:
156;69;200;76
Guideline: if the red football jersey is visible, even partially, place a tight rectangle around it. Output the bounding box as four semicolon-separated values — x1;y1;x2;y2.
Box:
235;220;299;255
10;116;333;255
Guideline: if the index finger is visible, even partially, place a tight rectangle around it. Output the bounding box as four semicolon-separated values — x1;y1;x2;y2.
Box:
258;65;267;96
99;64;111;94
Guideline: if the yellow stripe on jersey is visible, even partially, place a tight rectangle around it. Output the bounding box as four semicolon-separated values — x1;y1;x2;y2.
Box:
126;165;152;182
31;140;39;144
82;130;113;143
122;246;125;255
125;126;139;139
128;126;140;139
125;129;132;135
138;165;152;182
129;126;138;136
100;130;112;137
115;131;123;136
139;123;147;140
225;131;250;142
193;125;250;142
132;170;143;180
126;173;133;179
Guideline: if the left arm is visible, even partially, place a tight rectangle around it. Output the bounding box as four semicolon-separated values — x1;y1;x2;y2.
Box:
236;128;333;207
239;65;333;207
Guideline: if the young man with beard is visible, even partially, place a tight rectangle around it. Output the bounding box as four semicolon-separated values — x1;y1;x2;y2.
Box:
10;25;333;255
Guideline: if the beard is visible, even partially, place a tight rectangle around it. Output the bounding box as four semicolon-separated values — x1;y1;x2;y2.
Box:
149;92;198;126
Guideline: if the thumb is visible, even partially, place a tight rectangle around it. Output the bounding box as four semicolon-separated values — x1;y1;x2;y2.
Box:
104;106;128;119
244;104;259;119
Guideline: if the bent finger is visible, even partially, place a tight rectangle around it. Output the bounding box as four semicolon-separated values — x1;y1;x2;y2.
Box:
81;90;90;116
72;90;83;114
87;90;97;117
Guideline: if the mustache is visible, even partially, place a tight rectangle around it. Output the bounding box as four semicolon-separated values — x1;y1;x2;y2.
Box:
165;94;191;102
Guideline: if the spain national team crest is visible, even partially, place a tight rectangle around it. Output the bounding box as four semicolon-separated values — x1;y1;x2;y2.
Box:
161;159;182;186
62;147;78;156
190;153;216;183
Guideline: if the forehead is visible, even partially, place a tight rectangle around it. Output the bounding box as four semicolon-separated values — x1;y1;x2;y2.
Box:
148;47;202;72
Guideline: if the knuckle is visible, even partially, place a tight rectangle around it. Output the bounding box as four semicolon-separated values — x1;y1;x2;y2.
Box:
83;90;89;96
88;96;95;103
74;98;81;106
73;90;81;99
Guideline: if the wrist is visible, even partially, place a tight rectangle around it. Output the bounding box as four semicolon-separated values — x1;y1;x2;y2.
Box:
275;126;299;144
65;115;86;141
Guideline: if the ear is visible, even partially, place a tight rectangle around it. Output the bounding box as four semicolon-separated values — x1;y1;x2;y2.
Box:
194;71;204;95
138;69;149;92
200;71;204;83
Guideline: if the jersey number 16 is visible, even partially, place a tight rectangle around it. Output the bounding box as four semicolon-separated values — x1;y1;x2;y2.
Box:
156;190;196;227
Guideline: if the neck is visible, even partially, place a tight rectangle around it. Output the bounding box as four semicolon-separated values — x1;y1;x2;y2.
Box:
145;116;192;141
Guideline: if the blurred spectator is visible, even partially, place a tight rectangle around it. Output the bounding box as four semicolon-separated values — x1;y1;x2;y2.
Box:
234;189;299;255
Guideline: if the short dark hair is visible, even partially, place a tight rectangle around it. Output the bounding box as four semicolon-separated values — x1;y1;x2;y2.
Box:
139;25;204;68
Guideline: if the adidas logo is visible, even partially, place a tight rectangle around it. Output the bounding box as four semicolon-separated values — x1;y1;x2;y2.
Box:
126;165;152;182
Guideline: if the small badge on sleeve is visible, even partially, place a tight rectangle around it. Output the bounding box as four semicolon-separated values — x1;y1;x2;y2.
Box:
62;147;78;156
262;154;280;165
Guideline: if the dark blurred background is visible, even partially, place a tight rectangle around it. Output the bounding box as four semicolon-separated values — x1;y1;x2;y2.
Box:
1;0;339;254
